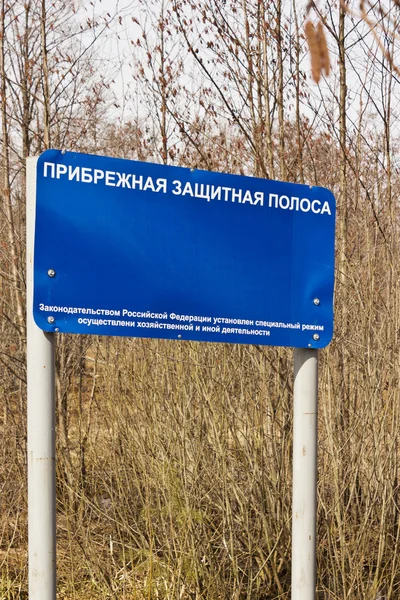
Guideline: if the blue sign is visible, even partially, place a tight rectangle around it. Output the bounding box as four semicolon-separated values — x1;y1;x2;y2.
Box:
33;150;335;348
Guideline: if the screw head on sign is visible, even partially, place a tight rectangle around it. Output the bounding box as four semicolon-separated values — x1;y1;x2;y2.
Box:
47;316;55;324
313;333;320;341
47;269;56;278
313;298;320;306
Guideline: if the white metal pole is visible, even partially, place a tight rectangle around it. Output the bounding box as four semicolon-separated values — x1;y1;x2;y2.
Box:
291;347;318;600
26;156;56;599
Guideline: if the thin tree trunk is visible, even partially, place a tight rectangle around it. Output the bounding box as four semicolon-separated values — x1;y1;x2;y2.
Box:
242;0;261;176
261;2;275;179
337;6;349;596
276;0;286;180
338;4;347;287
0;0;24;336
41;0;51;148
293;0;304;184
159;0;168;165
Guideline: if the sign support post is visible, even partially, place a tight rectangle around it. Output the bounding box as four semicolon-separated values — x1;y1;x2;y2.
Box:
291;347;318;599
26;157;57;600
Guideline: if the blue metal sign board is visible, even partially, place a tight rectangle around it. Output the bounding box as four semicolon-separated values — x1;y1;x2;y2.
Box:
33;150;335;348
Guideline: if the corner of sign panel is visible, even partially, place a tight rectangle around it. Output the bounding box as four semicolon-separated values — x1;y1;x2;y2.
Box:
322;186;337;210
38;148;65;165
320;327;334;349
32;308;52;333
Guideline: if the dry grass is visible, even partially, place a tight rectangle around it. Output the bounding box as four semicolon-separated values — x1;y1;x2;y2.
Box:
2;144;400;598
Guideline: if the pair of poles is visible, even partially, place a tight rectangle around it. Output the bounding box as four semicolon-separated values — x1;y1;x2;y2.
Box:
26;157;318;599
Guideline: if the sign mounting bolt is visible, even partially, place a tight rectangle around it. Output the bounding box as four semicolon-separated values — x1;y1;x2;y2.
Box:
313;298;320;306
47;269;56;278
47;316;55;324
313;333;320;341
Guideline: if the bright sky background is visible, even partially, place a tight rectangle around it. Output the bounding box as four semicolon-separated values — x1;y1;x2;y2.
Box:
82;0;319;122
75;0;400;155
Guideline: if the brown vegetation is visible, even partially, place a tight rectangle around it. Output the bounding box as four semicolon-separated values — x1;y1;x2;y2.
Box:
1;0;400;598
